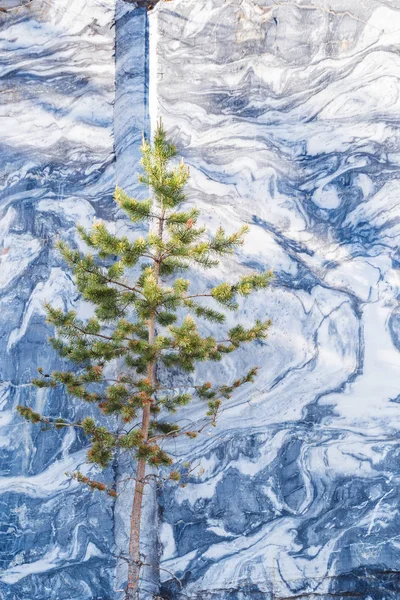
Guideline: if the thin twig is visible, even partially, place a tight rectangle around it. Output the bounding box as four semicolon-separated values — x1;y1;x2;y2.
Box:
79;265;144;296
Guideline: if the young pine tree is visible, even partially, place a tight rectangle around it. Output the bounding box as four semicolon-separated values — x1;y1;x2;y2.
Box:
18;123;272;600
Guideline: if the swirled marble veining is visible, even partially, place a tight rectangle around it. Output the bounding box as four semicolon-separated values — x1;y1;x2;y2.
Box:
150;1;400;598
1;0;400;598
0;0;147;597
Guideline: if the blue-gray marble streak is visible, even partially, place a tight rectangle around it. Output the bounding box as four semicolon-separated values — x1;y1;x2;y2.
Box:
150;1;400;599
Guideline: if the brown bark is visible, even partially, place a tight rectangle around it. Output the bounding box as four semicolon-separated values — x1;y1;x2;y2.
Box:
126;345;154;599
126;212;164;600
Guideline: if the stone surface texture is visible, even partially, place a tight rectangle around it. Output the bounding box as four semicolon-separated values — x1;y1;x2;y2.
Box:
0;0;400;599
152;1;400;599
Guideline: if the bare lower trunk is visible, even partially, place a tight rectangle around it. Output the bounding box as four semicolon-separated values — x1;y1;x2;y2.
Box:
126;343;155;600
126;418;150;599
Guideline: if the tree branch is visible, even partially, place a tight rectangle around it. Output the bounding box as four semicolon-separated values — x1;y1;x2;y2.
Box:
79;265;144;295
66;322;132;346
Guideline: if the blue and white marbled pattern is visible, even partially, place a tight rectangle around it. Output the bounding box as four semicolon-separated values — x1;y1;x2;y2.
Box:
0;1;148;597
150;1;400;598
1;0;400;598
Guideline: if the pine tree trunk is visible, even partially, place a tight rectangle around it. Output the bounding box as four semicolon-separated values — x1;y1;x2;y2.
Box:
126;454;147;600
126;214;163;599
126;394;153;600
126;319;155;600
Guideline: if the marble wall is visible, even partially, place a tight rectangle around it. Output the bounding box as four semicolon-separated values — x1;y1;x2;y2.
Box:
0;0;142;597
152;1;400;599
0;0;399;599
